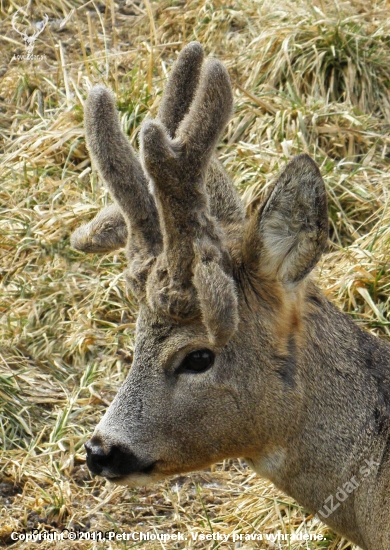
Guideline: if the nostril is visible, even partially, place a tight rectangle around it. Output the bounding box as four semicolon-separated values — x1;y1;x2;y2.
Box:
85;436;113;475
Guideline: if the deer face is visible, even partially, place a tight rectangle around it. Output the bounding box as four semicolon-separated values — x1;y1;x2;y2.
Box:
87;305;260;485
78;43;328;486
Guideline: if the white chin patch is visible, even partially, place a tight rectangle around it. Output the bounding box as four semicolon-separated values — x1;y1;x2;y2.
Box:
107;471;165;488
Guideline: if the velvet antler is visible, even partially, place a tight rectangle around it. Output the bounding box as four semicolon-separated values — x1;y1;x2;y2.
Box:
71;43;244;257
140;58;238;344
73;44;241;345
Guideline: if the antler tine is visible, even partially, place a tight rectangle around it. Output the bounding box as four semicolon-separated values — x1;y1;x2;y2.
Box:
84;86;162;290
157;41;204;138
140;57;233;214
71;204;127;253
176;58;233;165
158;42;245;230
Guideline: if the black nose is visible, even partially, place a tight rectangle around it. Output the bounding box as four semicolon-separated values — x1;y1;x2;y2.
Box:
84;436;155;478
84;437;112;475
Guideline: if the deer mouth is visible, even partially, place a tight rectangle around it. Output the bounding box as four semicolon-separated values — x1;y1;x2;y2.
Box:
103;460;157;481
105;468;166;488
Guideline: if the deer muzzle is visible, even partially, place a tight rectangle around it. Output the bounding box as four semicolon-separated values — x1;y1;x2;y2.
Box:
84;435;156;480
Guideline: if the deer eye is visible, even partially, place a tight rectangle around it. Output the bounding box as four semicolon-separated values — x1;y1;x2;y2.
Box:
177;349;215;374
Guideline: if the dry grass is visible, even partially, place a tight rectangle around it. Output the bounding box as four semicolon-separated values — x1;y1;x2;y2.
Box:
1;0;390;548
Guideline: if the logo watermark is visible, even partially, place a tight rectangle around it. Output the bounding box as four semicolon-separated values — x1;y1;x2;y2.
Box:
11;8;48;61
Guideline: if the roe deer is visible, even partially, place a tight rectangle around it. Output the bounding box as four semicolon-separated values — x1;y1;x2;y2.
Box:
72;43;390;549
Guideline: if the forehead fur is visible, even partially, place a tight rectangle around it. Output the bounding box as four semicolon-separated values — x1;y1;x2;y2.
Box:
135;304;212;360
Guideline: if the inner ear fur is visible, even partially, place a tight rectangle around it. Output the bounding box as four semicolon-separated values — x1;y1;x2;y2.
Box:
243;154;329;286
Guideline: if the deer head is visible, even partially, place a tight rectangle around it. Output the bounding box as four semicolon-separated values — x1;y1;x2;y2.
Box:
78;43;328;486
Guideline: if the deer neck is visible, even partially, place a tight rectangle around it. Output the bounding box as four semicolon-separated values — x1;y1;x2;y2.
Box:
247;282;390;549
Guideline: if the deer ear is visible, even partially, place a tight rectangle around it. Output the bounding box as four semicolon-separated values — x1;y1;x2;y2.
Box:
244;154;328;286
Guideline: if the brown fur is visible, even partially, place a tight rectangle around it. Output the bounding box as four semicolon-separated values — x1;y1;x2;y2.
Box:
73;43;390;550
